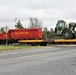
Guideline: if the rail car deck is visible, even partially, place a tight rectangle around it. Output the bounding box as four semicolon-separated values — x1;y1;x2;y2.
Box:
50;39;76;44
18;40;47;46
19;39;76;43
18;40;44;43
52;39;76;43
18;39;76;46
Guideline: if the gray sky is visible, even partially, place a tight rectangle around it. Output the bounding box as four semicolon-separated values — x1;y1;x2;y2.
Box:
0;0;76;29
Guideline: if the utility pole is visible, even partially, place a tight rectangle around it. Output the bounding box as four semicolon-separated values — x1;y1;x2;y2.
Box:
15;18;18;25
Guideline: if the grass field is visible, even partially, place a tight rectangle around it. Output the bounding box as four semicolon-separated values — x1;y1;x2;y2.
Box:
0;45;44;51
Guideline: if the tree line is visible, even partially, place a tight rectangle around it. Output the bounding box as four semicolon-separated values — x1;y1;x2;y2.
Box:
0;17;55;39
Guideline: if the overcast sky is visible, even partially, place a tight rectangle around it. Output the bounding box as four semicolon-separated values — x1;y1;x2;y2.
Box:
0;0;76;29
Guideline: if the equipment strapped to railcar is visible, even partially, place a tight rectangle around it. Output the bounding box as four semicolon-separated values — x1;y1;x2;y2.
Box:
55;20;76;39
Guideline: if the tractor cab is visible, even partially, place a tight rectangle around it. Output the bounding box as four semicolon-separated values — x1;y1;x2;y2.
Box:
55;20;67;35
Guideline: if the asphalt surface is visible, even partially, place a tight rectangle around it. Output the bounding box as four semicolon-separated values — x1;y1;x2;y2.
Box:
0;45;76;75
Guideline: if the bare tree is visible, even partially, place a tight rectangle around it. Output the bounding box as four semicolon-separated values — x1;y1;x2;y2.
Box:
42;27;48;39
29;17;42;28
50;28;54;39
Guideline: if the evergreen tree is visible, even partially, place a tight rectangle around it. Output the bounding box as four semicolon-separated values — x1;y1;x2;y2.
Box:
0;27;4;31
15;20;24;29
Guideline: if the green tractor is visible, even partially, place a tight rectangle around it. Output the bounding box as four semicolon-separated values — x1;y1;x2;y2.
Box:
55;20;76;39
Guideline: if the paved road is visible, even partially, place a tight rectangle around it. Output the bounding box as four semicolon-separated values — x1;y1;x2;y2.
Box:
0;45;76;75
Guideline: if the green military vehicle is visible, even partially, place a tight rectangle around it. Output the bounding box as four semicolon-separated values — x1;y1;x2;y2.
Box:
55;20;76;39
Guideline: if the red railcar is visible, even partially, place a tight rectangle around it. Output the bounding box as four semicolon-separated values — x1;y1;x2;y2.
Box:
0;31;9;39
0;31;9;44
0;28;42;44
8;28;42;40
0;32;6;40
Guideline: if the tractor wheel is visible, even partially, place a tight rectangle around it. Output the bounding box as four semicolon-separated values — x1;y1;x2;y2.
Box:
62;30;73;39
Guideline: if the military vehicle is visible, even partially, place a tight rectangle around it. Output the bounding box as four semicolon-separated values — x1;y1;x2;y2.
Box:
55;20;76;39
